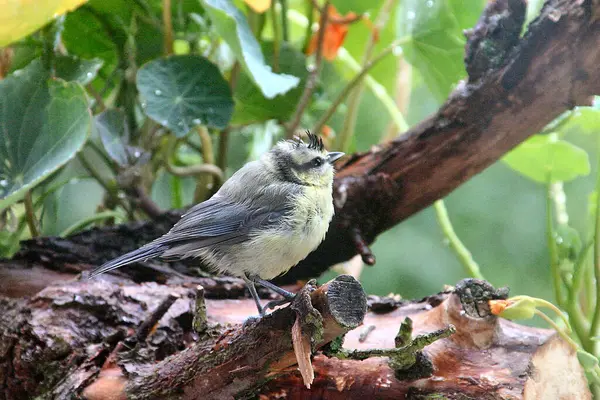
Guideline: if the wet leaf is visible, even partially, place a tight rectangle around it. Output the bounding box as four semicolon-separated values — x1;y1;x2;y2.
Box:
137;55;234;136
0;59;91;209
203;0;300;99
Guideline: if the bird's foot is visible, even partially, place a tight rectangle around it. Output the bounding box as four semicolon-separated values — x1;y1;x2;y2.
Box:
264;295;296;312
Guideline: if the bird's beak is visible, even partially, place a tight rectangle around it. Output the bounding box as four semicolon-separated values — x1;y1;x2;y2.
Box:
327;152;345;164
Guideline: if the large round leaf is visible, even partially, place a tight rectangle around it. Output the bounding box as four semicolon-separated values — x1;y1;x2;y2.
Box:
502;134;590;184
137;55;234;137
0;59;92;209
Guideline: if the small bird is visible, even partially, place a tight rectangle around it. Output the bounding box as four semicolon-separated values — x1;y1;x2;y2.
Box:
89;132;344;315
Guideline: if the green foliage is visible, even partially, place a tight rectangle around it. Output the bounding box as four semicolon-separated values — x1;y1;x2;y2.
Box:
54;55;103;84
202;0;299;99
396;0;484;101
503;134;591;183
0;59;91;209
232;42;307;124
137;55;234;135
95;109;132;166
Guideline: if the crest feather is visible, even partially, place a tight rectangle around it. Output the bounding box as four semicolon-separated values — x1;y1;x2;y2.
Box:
288;130;324;152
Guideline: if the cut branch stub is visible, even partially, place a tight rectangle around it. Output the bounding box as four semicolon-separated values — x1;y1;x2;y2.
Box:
120;275;366;399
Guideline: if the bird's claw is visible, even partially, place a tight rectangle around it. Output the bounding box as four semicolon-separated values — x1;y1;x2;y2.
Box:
264;295;295;311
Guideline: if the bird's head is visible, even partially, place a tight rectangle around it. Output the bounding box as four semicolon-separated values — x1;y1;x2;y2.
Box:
265;132;344;187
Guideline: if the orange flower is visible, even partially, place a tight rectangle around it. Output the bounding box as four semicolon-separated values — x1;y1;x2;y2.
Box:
307;5;356;61
489;299;511;316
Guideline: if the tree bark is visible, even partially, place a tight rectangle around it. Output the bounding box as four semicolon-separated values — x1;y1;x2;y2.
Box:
0;278;590;399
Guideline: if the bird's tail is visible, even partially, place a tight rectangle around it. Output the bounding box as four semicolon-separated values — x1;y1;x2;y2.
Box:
88;243;168;279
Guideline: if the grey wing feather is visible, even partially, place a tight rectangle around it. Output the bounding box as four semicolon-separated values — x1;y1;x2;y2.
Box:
160;196;290;246
89;194;290;278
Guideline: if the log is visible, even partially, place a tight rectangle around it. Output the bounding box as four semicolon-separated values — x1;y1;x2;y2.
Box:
1;0;599;291
257;279;591;399
0;275;366;399
0;278;589;399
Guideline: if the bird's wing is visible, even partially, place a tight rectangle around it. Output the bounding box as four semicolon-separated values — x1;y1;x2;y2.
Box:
155;194;291;247
88;195;291;278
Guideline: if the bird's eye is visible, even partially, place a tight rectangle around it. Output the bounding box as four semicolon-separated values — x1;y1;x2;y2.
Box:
311;157;323;167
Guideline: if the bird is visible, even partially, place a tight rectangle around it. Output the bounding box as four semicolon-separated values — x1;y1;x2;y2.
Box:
89;132;344;316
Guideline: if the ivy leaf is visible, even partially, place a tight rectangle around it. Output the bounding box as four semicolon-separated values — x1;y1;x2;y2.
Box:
203;0;300;99
232;42;308;125
0;0;88;46
54;55;104;85
396;0;484;102
137;55;234;137
0;59;92;209
502;134;591;183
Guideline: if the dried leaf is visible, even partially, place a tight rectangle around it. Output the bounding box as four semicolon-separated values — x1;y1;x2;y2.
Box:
292;315;314;388
243;0;271;13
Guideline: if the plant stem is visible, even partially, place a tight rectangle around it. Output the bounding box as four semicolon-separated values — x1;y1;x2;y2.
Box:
165;138;223;182
312;40;401;135
287;9;408;133
586;261;595;317
434;200;484;280
59;211;123;237
171;174;183;208
77;154;133;217
334;0;395;152
534;309;579;350
567;241;593;350
546;183;563;306
279;0;289;42
286;0;330;139
88;141;118;175
590;153;600;352
271;1;281;72
217;127;230;174
301;0;315;53
193;126;216;202
162;0;174;55
24;191;39;237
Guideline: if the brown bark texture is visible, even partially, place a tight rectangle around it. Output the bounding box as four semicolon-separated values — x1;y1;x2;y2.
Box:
2;0;600;287
0;0;599;399
0;277;590;399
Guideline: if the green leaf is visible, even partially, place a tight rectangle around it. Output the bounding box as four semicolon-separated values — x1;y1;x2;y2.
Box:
55;55;104;85
0;0;88;47
559;107;600;136
332;0;384;14
577;350;599;370
137;55;235;137
202;0;300;99
554;225;582;263
0;59;92;209
95;109;130;166
232;42;308;124
502;134;591;183
62;8;119;69
396;0;484;102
